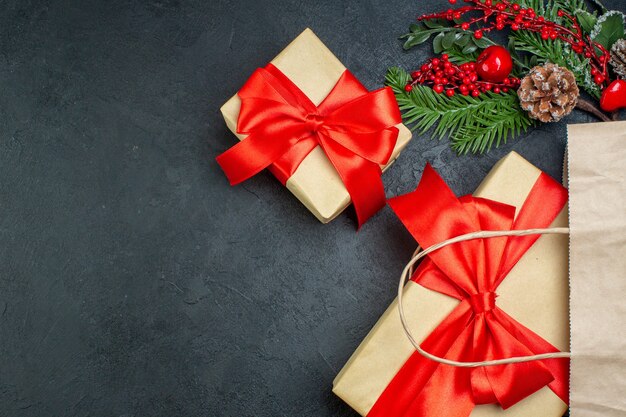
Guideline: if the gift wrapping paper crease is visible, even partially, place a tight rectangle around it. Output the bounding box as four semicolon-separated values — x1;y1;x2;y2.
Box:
333;151;569;417
220;28;412;224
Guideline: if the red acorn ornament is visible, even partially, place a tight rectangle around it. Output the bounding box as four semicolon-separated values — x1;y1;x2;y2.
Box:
476;46;513;83
600;79;626;112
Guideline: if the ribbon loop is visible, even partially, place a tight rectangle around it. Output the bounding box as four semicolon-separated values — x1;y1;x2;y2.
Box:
217;63;401;227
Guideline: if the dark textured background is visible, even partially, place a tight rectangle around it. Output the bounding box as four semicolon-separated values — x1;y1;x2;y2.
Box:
0;0;622;416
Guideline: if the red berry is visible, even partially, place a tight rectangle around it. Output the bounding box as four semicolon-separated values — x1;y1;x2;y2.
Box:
493;87;501;93
446;68;455;76
433;84;444;93
468;62;476;70
549;32;558;40
459;84;469;93
468;83;476;91
436;70;444;77
462;77;471;85
591;68;599;76
474;30;483;39
511;23;519;31
441;77;449;84
541;31;550;40
471;89;480;97
557;9;564;17
512;3;520;11
594;75;605;84
496;23;505;30
411;71;420;78
434;77;442;85
585;52;592;58
485;0;492;6
421;64;429;72
496;3;506;11
453;12;462;19
461;22;470;30
432;58;441;67
445;89;455;97
405;84;413;92
502;87;509;93
442;54;449;61
469;74;478;82
449;0;457;3
484;83;493;91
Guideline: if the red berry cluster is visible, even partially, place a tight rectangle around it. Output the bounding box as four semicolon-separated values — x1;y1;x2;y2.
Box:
404;53;520;97
419;0;611;88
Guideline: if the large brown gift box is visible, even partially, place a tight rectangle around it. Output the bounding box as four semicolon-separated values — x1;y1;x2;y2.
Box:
333;151;569;417
220;28;412;223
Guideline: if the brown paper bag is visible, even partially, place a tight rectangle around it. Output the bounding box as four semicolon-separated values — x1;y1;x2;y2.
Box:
220;28;413;223
567;121;626;417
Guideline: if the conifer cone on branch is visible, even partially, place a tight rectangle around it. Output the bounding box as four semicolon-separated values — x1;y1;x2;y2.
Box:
610;39;626;80
518;63;579;123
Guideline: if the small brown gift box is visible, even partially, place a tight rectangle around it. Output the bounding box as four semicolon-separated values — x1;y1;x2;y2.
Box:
333;152;569;416
220;28;412;223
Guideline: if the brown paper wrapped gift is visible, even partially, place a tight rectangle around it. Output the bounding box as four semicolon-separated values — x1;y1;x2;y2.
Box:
333;151;569;416
220;28;412;223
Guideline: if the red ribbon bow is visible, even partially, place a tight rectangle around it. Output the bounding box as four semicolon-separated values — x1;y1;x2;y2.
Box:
368;164;569;417
216;64;402;227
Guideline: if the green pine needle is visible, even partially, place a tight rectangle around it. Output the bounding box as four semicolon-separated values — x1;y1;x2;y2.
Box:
385;67;534;155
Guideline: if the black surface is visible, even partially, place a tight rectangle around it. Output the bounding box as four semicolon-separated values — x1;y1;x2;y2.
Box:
0;1;621;416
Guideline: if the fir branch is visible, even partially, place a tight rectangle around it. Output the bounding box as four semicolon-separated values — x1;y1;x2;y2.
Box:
512;30;601;98
452;104;534;154
553;0;587;16
514;0;601;98
386;67;534;155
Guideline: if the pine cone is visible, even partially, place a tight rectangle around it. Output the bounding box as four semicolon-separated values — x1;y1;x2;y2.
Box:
610;38;626;80
518;63;579;123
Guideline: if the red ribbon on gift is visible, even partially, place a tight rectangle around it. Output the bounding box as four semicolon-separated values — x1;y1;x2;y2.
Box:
216;64;402;227
368;164;569;417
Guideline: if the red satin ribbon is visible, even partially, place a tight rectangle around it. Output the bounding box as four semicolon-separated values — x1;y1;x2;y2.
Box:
368;164;569;417
216;63;401;227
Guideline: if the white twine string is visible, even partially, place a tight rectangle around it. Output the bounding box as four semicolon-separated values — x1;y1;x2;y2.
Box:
398;227;572;368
